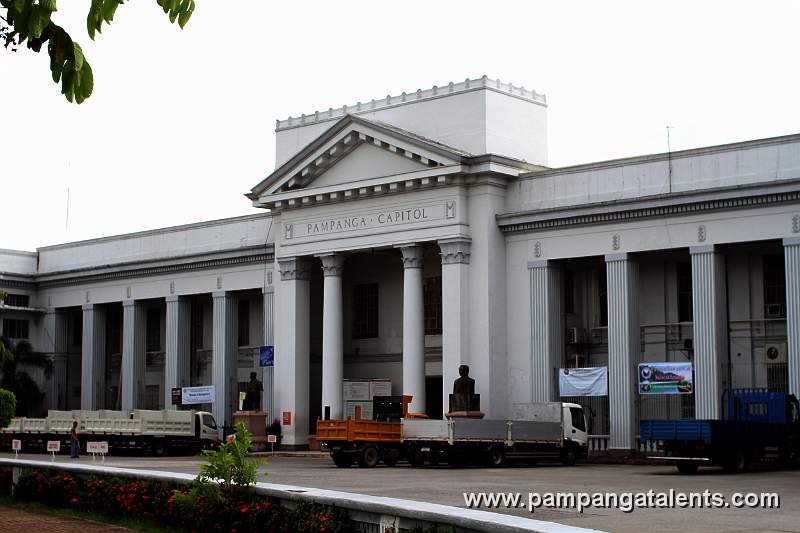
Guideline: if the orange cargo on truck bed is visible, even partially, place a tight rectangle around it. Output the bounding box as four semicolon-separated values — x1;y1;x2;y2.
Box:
316;419;400;443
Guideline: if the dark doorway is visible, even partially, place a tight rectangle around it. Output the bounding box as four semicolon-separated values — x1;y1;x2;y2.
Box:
425;376;443;419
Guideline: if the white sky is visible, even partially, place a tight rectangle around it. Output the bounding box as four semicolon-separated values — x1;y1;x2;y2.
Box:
2;1;799;251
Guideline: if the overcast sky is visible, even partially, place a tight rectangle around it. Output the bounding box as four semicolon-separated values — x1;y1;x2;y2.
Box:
2;1;799;251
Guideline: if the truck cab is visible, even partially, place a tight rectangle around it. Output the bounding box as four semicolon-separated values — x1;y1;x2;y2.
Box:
195;411;219;442
561;403;589;464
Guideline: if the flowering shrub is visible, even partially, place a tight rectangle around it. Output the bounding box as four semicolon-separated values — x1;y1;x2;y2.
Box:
14;469;350;532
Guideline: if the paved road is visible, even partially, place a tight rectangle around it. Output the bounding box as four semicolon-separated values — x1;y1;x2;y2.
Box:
9;453;799;533
0;505;132;532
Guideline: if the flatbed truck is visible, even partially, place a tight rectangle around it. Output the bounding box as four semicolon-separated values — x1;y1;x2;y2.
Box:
640;389;800;473
0;409;220;455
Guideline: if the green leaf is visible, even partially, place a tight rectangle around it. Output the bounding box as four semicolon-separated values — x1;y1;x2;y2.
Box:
177;0;193;28
72;42;84;71
102;0;119;23
40;0;57;11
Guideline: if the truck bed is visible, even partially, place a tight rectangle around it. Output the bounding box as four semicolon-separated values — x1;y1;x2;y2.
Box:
316;419;401;443
640;419;797;446
402;418;562;444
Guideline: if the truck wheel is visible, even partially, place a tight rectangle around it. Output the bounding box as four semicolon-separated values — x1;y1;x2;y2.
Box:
561;448;577;466
331;452;353;468
408;447;426;467
487;445;505;467
677;462;699;474
358;446;380;468
724;449;750;473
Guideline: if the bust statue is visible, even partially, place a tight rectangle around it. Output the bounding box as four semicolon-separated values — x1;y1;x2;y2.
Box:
449;364;481;414
243;371;263;411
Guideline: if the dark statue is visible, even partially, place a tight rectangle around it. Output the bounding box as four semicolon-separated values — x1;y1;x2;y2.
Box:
243;371;263;411
449;364;481;413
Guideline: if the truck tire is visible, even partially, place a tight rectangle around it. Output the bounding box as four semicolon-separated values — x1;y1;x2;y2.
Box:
408;447;426;467
561;447;577;466
358;446;380;468
331;452;353;468
723;449;750;473
486;445;505;467
676;462;699;474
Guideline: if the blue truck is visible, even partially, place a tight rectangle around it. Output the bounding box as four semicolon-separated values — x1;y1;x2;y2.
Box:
640;389;800;474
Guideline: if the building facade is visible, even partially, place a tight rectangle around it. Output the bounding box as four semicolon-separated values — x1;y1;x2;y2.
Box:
2;76;799;451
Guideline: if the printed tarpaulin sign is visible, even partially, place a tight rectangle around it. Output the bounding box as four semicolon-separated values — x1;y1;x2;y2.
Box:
559;367;608;397
182;385;215;404
259;345;274;367
638;362;693;394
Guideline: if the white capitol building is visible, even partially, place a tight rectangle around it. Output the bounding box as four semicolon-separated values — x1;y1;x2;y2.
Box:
1;76;798;450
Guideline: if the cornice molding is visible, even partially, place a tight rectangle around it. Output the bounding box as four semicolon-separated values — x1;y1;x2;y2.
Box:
500;190;800;235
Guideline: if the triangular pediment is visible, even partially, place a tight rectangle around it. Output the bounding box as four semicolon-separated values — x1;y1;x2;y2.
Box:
248;115;468;204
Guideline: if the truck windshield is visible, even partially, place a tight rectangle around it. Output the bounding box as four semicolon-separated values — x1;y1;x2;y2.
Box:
570;407;586;432
202;414;217;430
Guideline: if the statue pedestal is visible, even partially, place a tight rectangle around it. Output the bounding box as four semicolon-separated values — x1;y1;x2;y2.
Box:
446;410;485;419
233;411;268;451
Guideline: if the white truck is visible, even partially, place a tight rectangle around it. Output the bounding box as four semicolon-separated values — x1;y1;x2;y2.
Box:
401;402;588;467
0;409;220;455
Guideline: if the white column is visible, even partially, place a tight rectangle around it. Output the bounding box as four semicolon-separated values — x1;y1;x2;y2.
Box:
440;238;470;416
691;246;728;420
606;254;638;451
319;254;345;420
81;303;106;410
165;296;191;409
528;260;563;402
399;245;426;414
262;287;275;419
121;300;147;410
43;309;69;410
784;237;800;399
212;291;237;435
275;257;311;448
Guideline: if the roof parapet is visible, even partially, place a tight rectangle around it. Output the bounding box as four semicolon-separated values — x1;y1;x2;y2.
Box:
275;76;546;131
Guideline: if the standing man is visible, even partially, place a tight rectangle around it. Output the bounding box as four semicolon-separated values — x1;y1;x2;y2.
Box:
243;371;263;411
69;421;80;458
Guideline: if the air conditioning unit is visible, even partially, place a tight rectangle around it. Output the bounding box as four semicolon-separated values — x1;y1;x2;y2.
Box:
567;327;585;344
764;343;787;364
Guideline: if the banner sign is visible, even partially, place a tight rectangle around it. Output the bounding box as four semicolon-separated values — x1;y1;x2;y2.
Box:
182;385;215;405
46;441;60;452
638;362;693;394
259;345;274;367
559;367;608;397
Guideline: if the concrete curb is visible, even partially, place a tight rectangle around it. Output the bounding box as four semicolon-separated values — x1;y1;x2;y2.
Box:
0;458;607;533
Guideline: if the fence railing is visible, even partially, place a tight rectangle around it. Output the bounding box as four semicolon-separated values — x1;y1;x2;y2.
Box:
0;458;605;533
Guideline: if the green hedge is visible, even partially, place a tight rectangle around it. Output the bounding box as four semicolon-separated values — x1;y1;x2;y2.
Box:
0;388;15;427
14;469;350;532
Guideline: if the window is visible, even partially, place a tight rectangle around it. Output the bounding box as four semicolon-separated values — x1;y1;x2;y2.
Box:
2;318;29;339
352;283;379;339
570;407;586;432
677;262;693;322
598;269;608;327
238;299;250;347
564;269;574;314
423;276;442;335
4;293;29;308
764;255;786;318
202;414;217;429
146;307;161;352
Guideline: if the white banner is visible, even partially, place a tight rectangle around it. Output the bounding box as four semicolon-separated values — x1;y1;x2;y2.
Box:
559;367;608;397
182;385;215;405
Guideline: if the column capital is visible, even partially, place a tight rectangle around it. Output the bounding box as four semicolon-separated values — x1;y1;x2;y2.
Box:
262;286;275;294
605;252;633;263
396;244;424;269
277;257;311;281
165;295;181;303
212;290;229;299
122;299;139;308
784;236;800;247
689;244;719;255
82;303;96;311
439;238;471;265
318;253;346;277
527;259;559;270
